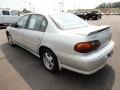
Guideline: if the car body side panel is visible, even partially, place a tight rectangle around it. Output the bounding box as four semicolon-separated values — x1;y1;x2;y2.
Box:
8;27;25;44
22;29;44;53
40;31;87;55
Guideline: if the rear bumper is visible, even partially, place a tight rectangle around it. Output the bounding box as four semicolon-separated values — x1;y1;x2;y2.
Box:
61;50;113;75
55;40;115;75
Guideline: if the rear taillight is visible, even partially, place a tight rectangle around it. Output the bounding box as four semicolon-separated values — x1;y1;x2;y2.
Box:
74;40;101;53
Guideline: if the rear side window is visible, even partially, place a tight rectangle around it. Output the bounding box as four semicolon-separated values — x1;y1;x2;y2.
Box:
2;10;10;15
40;18;48;32
27;15;43;31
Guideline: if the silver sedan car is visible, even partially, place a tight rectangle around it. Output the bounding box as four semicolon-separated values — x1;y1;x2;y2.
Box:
6;13;114;75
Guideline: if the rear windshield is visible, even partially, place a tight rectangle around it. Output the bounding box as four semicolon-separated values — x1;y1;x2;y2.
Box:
2;10;10;15
50;13;89;30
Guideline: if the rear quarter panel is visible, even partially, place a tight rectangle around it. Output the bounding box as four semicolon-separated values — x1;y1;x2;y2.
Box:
41;30;87;55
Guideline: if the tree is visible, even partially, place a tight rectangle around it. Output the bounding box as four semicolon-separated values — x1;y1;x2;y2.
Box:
22;8;31;13
96;3;107;9
96;2;120;9
112;2;120;8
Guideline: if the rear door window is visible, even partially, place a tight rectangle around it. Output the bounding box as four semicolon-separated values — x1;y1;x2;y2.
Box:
27;15;43;31
2;10;10;15
40;18;48;32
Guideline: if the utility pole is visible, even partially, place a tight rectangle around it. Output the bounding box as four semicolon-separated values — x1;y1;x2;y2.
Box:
33;8;35;12
59;0;64;12
59;2;62;12
74;3;77;10
24;1;26;8
62;0;64;12
28;2;32;11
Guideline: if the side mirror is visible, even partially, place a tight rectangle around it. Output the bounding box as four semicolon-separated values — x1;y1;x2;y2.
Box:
10;23;19;28
15;24;19;28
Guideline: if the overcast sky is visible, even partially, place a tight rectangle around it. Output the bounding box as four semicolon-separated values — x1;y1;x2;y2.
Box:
0;0;120;12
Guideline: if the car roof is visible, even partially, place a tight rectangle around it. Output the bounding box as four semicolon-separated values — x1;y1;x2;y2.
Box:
22;12;69;17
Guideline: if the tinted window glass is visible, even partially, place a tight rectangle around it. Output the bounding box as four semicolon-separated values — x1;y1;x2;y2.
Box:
17;15;29;28
27;15;43;31
2;10;10;15
40;18;47;32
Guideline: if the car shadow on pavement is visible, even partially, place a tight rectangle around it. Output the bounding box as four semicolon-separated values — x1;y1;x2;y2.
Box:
1;43;115;90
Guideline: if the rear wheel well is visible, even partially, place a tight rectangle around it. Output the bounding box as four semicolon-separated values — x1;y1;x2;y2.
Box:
39;46;60;72
39;46;53;55
39;46;61;70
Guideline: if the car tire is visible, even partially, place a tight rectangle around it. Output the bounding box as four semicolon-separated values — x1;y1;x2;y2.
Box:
41;48;59;73
7;34;14;46
87;17;89;20
95;17;98;20
0;24;2;29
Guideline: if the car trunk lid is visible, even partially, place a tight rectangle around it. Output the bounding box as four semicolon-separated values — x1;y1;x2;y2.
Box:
87;25;112;48
63;25;112;48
